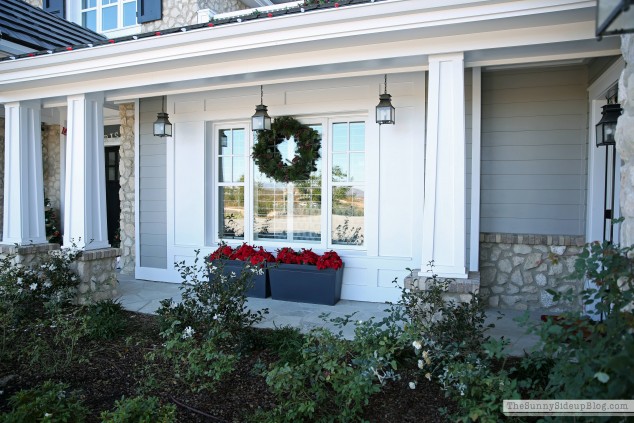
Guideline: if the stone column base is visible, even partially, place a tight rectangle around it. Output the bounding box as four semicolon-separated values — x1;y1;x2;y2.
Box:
0;243;60;267
404;271;480;303
73;247;120;304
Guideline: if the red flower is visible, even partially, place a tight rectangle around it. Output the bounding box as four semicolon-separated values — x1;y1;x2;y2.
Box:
316;251;343;270
276;248;343;270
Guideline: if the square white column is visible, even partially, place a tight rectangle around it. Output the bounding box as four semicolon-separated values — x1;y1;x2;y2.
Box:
421;53;467;278
63;93;110;250
2;100;47;245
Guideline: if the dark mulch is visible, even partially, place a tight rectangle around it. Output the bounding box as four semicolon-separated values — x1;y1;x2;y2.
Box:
0;311;455;422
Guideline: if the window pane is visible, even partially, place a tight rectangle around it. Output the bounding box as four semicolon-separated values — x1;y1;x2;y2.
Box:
232;157;245;182
123;1;136;26
332;153;348;182
350;122;365;151
83;0;97;8
232;129;245;155
102;0;117;5
108;151;116;165
108;167;116;181
253;124;322;243
218;186;244;239
218;157;231;183
292;178;321;242
219;129;230;155
102;5;117;31
332;186;364;246
332;123;348;152
82;10;96;31
254;182;288;240
349;153;364;182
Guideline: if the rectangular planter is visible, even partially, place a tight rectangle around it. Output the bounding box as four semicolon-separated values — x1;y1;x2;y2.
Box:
211;260;270;298
268;263;344;305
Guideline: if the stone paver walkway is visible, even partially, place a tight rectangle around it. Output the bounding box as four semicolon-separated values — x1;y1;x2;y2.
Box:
116;273;542;356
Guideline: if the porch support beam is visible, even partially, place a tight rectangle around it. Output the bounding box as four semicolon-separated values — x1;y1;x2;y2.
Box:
63;93;110;250
421;53;467;278
2;100;47;245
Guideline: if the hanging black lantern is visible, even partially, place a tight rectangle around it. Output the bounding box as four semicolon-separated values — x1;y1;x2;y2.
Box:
153;96;172;137
252;85;271;131
376;74;395;125
595;103;622;147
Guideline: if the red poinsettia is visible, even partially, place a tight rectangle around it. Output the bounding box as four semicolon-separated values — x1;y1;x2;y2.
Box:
275;248;343;271
316;251;343;270
207;243;234;261
207;243;274;266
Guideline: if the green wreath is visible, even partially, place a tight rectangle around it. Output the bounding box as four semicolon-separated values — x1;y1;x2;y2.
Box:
252;116;321;183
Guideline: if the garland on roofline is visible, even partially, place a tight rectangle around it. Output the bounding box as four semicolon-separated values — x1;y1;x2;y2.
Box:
252;116;321;183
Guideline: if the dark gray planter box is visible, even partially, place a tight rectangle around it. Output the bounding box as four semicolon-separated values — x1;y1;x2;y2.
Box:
268;263;344;305
211;260;270;298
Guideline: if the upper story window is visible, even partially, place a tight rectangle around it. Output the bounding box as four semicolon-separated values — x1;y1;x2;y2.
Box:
81;0;137;32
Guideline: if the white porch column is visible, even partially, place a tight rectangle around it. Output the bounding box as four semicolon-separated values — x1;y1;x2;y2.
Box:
421;53;467;278
63;93;110;250
2;100;47;245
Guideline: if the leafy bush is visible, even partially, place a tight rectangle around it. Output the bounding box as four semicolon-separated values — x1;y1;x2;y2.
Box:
152;250;267;393
0;380;89;423
84;299;127;340
522;242;634;402
100;395;176;423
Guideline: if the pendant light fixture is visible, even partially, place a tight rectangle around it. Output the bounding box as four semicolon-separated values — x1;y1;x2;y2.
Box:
153;95;172;137
376;74;395;125
251;85;272;132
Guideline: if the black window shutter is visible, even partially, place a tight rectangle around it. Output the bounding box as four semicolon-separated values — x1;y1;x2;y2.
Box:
44;0;65;19
138;0;162;23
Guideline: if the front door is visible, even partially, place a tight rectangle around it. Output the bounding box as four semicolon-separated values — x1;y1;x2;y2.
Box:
105;146;121;247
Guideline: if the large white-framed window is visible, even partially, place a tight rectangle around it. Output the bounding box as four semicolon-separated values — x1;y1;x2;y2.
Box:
211;116;366;251
81;0;137;33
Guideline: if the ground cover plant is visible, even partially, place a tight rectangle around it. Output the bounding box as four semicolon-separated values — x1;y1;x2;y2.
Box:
1;242;632;422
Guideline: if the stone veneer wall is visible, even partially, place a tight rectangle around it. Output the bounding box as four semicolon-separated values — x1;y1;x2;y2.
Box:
618;35;634;246
141;0;247;32
73;248;119;304
479;233;585;312
42;124;62;212
119;104;135;274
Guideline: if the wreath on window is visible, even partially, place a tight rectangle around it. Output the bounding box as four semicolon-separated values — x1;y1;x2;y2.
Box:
252;116;321;183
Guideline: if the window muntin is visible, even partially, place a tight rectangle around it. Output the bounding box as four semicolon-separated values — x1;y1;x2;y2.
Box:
253;125;323;243
81;0;136;33
218;128;246;240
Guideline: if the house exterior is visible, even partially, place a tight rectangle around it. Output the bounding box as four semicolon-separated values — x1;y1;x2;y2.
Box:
0;0;631;311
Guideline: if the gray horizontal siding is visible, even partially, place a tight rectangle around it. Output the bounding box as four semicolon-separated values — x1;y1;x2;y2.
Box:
480;66;588;236
139;97;168;269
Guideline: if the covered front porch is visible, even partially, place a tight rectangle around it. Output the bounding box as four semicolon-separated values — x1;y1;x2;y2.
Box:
0;0;623;307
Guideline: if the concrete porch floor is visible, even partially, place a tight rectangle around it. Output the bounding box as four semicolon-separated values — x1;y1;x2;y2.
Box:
116;273;542;357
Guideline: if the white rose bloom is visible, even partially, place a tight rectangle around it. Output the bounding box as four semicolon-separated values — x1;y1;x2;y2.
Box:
408;382;416;390
412;340;422;350
182;326;195;339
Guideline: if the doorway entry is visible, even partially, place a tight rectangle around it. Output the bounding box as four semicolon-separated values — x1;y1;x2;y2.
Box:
105;146;121;247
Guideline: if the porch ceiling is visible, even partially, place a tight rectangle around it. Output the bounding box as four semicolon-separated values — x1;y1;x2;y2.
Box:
0;0;621;104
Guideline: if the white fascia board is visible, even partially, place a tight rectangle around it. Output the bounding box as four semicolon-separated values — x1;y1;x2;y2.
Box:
0;0;598;101
0;20;609;103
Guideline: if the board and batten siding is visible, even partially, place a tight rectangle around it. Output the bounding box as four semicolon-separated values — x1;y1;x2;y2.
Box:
139;97;168;268
480;66;588;236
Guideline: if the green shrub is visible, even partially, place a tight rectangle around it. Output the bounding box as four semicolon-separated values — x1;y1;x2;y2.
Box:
0;380;89;423
151;251;267;393
84;299;127;340
523;242;634;403
100;395;176;423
